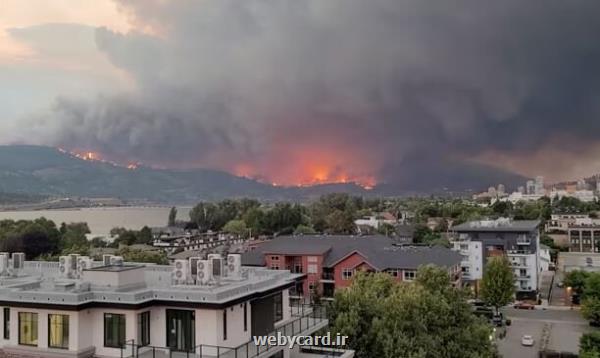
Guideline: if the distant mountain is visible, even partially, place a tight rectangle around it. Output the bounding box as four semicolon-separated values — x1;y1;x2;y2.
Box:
0;145;526;202
0;145;368;202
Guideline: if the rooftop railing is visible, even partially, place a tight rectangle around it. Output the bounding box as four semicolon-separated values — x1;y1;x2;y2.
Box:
120;304;337;358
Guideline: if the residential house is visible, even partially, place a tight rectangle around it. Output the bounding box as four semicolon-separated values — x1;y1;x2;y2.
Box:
242;235;462;300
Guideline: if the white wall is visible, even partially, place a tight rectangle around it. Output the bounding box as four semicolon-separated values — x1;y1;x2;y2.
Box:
0;292;284;357
0;307;84;352
453;241;482;280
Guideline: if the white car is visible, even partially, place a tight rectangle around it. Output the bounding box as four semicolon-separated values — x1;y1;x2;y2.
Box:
521;335;534;347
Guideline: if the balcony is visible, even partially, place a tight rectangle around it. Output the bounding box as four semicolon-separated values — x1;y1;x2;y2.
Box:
515;275;531;281
321;272;335;281
516;239;531;245
507;250;533;255
120;304;354;358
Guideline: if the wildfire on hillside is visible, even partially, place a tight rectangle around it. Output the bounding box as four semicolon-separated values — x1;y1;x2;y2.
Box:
57;147;378;189
59;148;139;170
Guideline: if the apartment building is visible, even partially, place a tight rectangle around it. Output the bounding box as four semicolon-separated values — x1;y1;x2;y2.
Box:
0;252;352;358
451;219;541;298
242;236;462;300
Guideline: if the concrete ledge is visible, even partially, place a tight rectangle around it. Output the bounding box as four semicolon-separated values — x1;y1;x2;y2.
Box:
0;345;95;358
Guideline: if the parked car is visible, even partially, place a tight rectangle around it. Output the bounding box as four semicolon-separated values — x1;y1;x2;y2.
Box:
521;335;534;346
514;301;535;310
492;314;503;327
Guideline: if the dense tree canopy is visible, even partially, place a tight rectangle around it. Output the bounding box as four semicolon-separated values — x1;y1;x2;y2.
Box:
329;267;495;358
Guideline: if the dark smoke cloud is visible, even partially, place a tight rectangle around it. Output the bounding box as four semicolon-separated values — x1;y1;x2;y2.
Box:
21;0;600;185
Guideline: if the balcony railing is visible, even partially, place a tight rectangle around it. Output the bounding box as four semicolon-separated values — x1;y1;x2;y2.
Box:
120;304;339;358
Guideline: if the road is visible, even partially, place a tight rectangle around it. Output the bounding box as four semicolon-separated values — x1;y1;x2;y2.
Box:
496;307;590;358
549;271;570;306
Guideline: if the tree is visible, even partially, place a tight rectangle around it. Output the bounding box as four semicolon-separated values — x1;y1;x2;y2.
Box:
242;207;265;237
330;268;495;358
117;247;168;265
294;224;316;235
222;220;247;237
585;273;600;299
59;222;91;252
90;237;107;248
480;256;515;314
564;270;590;296
580;331;600;358
168;207;177;227
136;226;153;244
581;273;600;324
582;297;600;324
189;202;219;232
376;223;396;237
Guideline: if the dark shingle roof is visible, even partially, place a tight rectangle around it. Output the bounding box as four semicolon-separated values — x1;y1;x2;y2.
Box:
241;235;461;271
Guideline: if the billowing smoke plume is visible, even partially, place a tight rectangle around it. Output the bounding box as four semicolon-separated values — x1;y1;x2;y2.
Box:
19;1;600;186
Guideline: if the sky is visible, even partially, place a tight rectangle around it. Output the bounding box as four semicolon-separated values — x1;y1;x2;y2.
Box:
2;1;600;188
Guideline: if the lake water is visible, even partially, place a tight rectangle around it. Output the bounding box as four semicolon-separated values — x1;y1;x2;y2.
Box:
0;206;192;237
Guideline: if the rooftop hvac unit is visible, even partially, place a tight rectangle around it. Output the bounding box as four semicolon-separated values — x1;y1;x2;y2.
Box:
173;259;189;283
69;254;80;271
103;254;114;266
76;256;93;277
11;253;25;270
226;254;242;278
110;256;124;266
58;255;72;278
189;257;202;280
0;253;9;276
207;254;223;277
196;259;213;285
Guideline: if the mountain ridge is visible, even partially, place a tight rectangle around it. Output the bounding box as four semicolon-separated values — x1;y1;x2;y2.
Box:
0;145;527;202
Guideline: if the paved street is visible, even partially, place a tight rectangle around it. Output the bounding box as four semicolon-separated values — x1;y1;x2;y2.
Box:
496;307;590;358
549;271;569;306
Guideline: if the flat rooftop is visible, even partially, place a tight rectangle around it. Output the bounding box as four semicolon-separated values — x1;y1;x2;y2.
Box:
86;264;141;272
452;219;540;232
0;261;301;309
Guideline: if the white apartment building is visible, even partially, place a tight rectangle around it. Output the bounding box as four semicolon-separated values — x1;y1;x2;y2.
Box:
0;253;353;358
451;219;542;299
453;240;483;282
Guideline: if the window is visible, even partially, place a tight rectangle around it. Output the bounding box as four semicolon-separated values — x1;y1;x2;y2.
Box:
307;264;318;274
293;264;303;273
403;270;416;281
137;312;150;347
18;312;38;346
342;268;353;280
223;310;227;340
3;308;9;340
307;256;318;263
387;269;400;277
48;314;69;349
274;293;283;322
104;313;126;348
270;264;280;270
243;303;247;332
270;256;280;261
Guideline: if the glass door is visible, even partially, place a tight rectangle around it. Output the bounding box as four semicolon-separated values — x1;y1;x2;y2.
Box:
166;310;195;352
